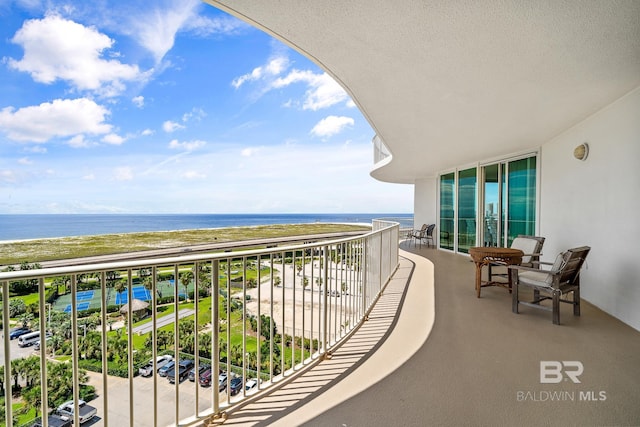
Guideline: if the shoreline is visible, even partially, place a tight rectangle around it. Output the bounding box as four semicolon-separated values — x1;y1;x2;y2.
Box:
0;223;372;266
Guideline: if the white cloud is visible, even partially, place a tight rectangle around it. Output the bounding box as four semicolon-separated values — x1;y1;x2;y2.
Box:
141;129;154;136
232;56;290;89
183;170;206;179
8;14;142;96
162;120;185;133
18;157;32;165
234;54;350;110
182;12;248;38
168;139;206;151
83;173;95;180
25;145;47;154
241;147;258;157
182;108;206;122
0;170;18;185
102;133;125;145
68;134;90;148
311;116;355;138
114;167;133;181
132;96;145;108
125;0;202;64
0;98;111;143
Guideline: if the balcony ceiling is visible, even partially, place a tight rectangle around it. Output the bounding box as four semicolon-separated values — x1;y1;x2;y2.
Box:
206;0;640;183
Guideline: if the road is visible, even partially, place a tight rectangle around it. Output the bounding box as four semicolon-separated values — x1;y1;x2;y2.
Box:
131;309;195;335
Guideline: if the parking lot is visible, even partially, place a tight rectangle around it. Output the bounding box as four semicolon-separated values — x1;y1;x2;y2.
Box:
0;332;40;366
85;368;234;426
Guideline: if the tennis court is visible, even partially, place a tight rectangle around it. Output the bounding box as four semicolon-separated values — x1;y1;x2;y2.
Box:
76;290;95;301
52;278;195;314
64;301;91;313
115;286;152;305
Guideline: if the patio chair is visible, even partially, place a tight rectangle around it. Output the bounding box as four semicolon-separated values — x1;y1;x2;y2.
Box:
410;224;427;246
417;224;436;248
488;235;545;282
509;246;590;325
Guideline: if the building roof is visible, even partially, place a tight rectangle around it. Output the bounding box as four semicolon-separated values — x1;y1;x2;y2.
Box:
207;0;640;182
119;298;149;313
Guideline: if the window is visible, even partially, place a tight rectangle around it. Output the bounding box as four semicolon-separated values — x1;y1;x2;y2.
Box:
457;167;477;254
439;154;537;252
439;173;455;250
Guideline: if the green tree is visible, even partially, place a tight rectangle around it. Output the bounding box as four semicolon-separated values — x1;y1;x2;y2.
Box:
198;332;212;358
114;279;126;305
20;385;41;417
17;312;34;328
0;366;5;396
179;270;193;301
9;299;26;317
157;329;173;350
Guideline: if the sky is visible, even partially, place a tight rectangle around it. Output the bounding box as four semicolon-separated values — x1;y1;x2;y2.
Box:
0;0;413;214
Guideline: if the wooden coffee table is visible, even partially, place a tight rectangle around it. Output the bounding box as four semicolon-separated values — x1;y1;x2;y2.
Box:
469;247;524;298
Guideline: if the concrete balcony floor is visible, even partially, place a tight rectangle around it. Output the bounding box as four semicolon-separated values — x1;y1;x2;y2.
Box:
204;241;640;426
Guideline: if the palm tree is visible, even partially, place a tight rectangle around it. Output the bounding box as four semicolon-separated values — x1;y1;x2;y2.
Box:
10;358;25;390
18;312;34;329
114;279;126;306
198;333;212;358
20;385;41;416
157;329;173;350
50;334;64;357
21;356;40;388
179;270;193;301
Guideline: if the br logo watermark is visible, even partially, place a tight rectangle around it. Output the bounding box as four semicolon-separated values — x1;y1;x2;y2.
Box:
516;360;607;402
540;361;583;383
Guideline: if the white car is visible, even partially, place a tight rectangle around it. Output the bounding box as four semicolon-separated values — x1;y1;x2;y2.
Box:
139;354;173;377
245;378;259;392
56;400;97;424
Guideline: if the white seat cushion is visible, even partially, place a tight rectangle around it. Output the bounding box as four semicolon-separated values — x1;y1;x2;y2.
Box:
517;252;567;288
518;270;553;287
511;237;540;264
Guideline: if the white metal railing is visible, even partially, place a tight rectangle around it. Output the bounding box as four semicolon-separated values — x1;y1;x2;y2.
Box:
372;134;391;164
1;221;399;427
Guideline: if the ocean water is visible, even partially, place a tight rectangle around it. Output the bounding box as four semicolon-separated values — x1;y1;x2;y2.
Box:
0;213;414;241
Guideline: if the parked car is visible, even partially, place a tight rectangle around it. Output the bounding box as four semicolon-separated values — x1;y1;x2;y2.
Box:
218;372;228;392
31;414;72;427
31;333;52;350
229;376;243;396
56;400;97;424
188;364;209;382
245;378;259;392
139;355;173;377
167;359;194;384
158;360;175;377
9;327;31;340
198;368;213;387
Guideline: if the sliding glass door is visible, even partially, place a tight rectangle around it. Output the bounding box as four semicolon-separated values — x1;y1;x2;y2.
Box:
506;156;537;246
439;172;455;250
438;154;537;252
481;156;537;248
457;167;477;254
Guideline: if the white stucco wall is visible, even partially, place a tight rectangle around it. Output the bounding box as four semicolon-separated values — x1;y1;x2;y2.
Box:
414;177;437;229
539;86;640;331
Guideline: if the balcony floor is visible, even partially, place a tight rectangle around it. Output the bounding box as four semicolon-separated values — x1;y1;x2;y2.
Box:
207;242;640;426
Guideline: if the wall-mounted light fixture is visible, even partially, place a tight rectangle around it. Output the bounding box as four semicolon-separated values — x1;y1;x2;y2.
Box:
573;143;589;161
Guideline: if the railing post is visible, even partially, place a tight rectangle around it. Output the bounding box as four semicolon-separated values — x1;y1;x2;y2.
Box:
212;259;221;417
322;245;329;355
2;280;12;427
362;239;368;319
38;277;48;427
